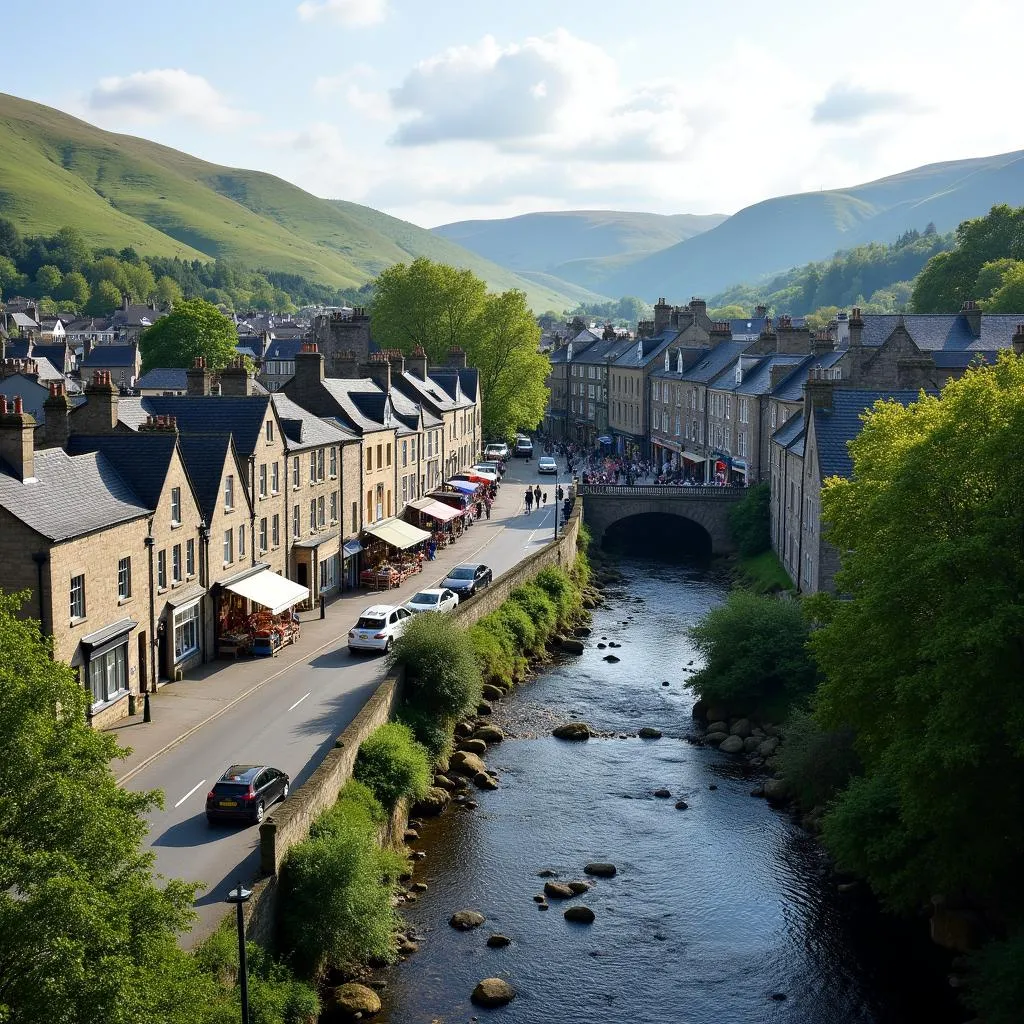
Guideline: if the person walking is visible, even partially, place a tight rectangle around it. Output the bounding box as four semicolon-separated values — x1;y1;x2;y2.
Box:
525;487;533;513
533;484;541;507
557;484;564;503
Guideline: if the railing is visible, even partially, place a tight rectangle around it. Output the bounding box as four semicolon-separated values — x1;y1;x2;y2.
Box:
576;484;745;499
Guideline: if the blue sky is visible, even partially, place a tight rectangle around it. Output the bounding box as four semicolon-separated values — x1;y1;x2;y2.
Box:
2;0;1021;227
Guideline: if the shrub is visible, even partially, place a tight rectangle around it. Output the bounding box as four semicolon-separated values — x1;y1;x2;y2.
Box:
728;482;770;556
775;707;860;810
468;619;519;689
493;600;537;654
572;548;591;590
389;611;482;719
354;722;431;810
394;704;454;766
534;566;580;625
510;582;557;645
687;589;817;716
280;783;401;979
964;932;1024;1024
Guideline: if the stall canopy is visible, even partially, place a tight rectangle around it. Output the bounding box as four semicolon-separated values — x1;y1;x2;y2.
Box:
365;518;432;550
454;471;496;485
681;451;704;463
408;497;462;522
224;569;309;615
447;479;479;494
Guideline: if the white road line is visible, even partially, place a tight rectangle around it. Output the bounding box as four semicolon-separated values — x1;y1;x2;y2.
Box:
174;779;207;808
288;691;311;712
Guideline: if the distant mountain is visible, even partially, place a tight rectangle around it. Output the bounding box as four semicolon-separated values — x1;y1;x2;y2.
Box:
432;209;726;285
599;151;1024;300
0;92;596;310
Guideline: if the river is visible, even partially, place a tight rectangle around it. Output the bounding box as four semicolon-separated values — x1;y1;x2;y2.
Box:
378;556;960;1023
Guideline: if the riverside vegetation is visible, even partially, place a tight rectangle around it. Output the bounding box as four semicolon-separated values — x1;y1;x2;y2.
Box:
687;353;1024;1024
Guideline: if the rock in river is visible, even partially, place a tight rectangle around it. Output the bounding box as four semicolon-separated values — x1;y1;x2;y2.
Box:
719;735;745;754
544;881;575;899
564;905;596;923
411;787;450;817
560;638;585;655
450;750;488;777
638;727;663;739
567;881;591;894
705;731;729;745
474;724;505;743
553;722;592;741
653;788;671;798
603;654;621;663
584;862;617;877
487;933;512;948
474;771;499;791
333;982;381;1018
450;910;486;930
457;738;488;755
481;683;505;701
471;978;516;1007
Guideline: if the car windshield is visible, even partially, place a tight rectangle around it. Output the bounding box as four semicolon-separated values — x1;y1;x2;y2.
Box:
448;567;475;579
355;616;385;629
212;782;249;796
411;593;438;605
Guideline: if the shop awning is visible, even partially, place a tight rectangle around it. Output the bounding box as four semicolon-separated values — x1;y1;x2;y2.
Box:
165;583;207;609
364;518;432;550
81;618;138;658
293;528;339;550
411;498;462;523
681;450;704;463
343;540;363;558
224;570;309;615
446;479;478;494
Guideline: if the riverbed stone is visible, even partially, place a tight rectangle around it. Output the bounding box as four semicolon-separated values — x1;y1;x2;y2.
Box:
603;654;620;663
675;800;689;810
454;721;474;738
532;894;546;903
471;978;516;1007
458;738;488;755
450;750;488;777
487;934;512;948
476;700;493;716
403;828;419;842
553;722;592;741
412;787;450;817
743;736;761;753
729;718;752;738
705;705;728;723
433;773;456;791
474;724;505;743
654;788;672;798
573;626;592;638
719;735;745;754
537;869;558;878
450;910;486;930
758;737;780;757
481;683;505;700
763;777;789;802
544;881;575;899
597;643;607;649
584;862;617;877
638;727;663;739
708;721;729;734
564;906;596;923
333;982;382;1017
474;772;499;791
560;638;585;655
410;882;428;893
705;731;729;745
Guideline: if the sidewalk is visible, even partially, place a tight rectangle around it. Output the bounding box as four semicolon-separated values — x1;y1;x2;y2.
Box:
111;480;524;784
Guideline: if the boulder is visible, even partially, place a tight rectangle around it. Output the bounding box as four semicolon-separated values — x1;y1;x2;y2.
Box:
758;737;780;757
729;718;752;738
675;800;689;810
538;901;550;911
458;738;488;755
481;683;505;700
560;638;585;655
532;894;546;903
411;787;450;817
450;750;488;778
450;910;486;931
705;731;729;745
537;869;558;878
567;881;590;894
608;642;621;648
474;772;499;791
763;777;789;802
719;735;745;754
691;698;707;719
705;705;728;723
410;882;428;893
584;862;617;878
403;828;420;842
552;722;592;741
487;934;512;948
653;788;672;798
333;982;381;1018
396;934;419;954
544;881;574;899
433;774;457;791
638;727;663;739
708;721;729;734
564;906;596;923
743;736;761;753
602;654;620;663
476;700;493;716
474;724;505;743
661;681;670;687
573;626;592;638
454;721;474;739
471;978;517;1008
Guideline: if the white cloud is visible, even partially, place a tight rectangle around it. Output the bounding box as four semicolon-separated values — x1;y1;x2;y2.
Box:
297;0;386;26
813;83;921;125
88;69;254;128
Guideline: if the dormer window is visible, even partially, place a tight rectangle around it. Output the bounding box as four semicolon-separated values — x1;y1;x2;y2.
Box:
664;351;670;371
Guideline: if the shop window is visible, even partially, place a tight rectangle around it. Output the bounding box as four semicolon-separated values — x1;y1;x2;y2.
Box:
88;642;127;705
173;603;200;662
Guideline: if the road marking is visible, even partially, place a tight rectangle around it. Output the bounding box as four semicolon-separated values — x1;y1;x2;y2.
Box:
174;779;207;808
288;691;311;712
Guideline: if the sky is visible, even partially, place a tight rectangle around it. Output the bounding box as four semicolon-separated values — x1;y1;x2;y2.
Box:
2;0;1022;228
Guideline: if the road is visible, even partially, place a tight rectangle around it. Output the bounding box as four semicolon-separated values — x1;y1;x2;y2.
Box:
126;454;569;944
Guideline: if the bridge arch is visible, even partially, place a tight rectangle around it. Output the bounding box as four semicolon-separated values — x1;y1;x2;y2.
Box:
602;510;713;560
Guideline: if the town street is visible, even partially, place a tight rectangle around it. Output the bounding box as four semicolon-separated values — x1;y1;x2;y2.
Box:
122;455;568;944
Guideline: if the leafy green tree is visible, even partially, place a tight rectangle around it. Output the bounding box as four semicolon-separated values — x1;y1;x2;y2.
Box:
973;257;1020;300
139;298;239;373
85;278;123;315
48;226;92;273
983;261;1024;312
89;255;131;294
155;274;184;308
56;270;91;308
0;590;208;1024
707;304;749;320
354;722;431;810
35;297;59;316
124;260;157;302
34;264;62;296
0;255;24;298
727;481;770;556
808;355;1024;914
0;217;24;261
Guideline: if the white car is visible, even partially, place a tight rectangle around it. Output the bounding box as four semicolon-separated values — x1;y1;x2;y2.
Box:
485;443;509;460
405;588;460;615
537;456;557;474
348;604;413;654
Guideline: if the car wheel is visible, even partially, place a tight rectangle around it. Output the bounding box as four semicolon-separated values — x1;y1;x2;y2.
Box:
281;782;290;802
384;637;394;653
255;801;265;824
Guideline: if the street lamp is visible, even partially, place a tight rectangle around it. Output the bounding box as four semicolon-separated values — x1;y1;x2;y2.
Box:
553;464;559;542
225;880;253;1024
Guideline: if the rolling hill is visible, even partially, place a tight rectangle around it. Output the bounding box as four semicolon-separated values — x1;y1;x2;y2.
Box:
0;92;601;310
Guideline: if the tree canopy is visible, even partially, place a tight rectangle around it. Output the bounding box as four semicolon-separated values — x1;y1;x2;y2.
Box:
139;298;240;373
371;258;549;439
807;354;1024;916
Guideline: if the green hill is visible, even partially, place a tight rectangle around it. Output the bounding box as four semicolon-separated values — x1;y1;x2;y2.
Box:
0;92;594;310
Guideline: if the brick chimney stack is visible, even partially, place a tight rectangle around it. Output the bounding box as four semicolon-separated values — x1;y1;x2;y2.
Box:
186;356;211;396
139;414;178;433
776;315;812;354
42;380;72;450
360;352;392;394
653;297;672;335
0;394;36;481
812;330;835;358
848;307;864;350
961;298;982;338
408;345;428;381
1013;323;1024;357
803;365;834;424
333;349;360;380
77;370;119;434
446;347;468;369
219;356;253;396
384;348;406;377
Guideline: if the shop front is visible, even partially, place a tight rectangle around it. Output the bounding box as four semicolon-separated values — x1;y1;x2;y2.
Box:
81;617;139;723
165;583;207;676
405;496;464;554
293;530;341;608
681;450;706;482
343;539;362;589
214;564;309;658
360;518;432;591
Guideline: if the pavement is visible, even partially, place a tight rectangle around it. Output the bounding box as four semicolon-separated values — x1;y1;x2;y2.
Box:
109;455;569;944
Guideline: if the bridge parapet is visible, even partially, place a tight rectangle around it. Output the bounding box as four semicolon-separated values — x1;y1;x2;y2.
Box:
577;484;743;500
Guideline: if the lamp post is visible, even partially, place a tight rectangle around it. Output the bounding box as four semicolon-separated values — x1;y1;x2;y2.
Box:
225;880;253;1024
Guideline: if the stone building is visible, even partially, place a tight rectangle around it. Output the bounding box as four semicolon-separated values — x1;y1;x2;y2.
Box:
311;307;372;377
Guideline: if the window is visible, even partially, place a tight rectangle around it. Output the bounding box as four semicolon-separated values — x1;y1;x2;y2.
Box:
402;440;408;467
117;557;131;600
259;463;267;498
173;603;200;662
259;518;268;552
271;461;280;494
366;448;372;472
272;514;280;547
386;444;392;467
88;642;127;705
351;501;358;534
70;574;86;620
224;474;235;510
376;444;383;469
292;456;300;489
366;489;372;522
330;491;338;523
402;475;408;503
771;405;778;429
310;451;317;483
223;529;233;564
157;550;167;589
330;446;337;478
265;420;274;443
317;449;325;480
172;544;182;583
375;484;384;522
410;438;417;462
317;496;325;528
170;486;181;525
310;499;317;534
293;504;301;539
186;539;195;577
238;524;246;559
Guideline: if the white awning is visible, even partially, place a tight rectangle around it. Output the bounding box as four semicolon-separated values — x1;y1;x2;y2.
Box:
224;570;309;615
364;518;432;550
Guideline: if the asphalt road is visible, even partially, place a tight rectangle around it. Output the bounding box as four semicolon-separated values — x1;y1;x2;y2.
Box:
127;453;569;944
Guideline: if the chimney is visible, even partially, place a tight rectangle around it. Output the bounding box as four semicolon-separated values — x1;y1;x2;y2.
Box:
653;298;672;335
848;307;864;350
83;336;93;362
385;348;405;377
294;341;325;399
0;395;36;481
689;297;708;320
42;380;72;449
139;414;178;434
776;317;811;354
333;348;360;379
835;311;850;348
710;321;732;340
961;298;982;338
77;370;119;434
803;366;834;425
186;356;212;396
361;352;391;393
1013;324;1024;357
769;363;793;391
408;345;428;380
219;356;253;396
447;347;468;369
812;330;835;358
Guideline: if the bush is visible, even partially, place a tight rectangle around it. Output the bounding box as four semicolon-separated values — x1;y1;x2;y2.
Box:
509;582;557;646
534;566;580;625
775;707;860;810
687;590;817;716
280;782;401;979
492;600;537;655
394;704;454;766
572;548;591;590
354;722;431;810
965;932;1024;1024
728;482;770;556
468;619;520;689
390;611;482;719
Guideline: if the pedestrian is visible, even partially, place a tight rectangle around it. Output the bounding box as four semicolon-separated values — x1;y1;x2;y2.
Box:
533;484;541;506
542;491;548;505
485;498;492;519
525;487;533;513
556;485;564;502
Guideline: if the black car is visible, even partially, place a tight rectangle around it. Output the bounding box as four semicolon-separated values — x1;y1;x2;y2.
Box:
206;764;290;825
441;562;493;596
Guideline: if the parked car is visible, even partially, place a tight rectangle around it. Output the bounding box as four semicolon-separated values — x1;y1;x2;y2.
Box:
441;563;493;596
348;604;413;653
537;456;557;474
485;442;509;460
514;437;534;458
477;460;504;478
206;764;290;825
405;588;460;615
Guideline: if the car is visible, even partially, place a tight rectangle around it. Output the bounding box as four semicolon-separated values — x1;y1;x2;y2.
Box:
477;460;504;478
537;456;557;474
469;465;500;482
514;437;534;458
405;588;460;615
441;562;493;596
348;603;413;653
206;764;290;825
485;442;509;460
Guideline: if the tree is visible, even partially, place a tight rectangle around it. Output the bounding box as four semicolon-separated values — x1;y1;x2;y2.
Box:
0;255;24;299
139;298;239;372
34;264;62;297
983;261;1024;312
727;482;770;556
56;270;91;308
123;260;156;303
0;590;210;1023
84;279;123;315
155;274;184;308
49;226;93;273
808;355;1024;915
973;257;1020;300
0;217;24;262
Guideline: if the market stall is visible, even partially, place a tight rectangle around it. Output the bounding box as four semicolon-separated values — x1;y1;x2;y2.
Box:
359;518;432;590
216;568;309;658
405;496;465;553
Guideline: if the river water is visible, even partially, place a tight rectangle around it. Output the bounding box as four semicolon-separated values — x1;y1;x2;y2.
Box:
379;557;959;1024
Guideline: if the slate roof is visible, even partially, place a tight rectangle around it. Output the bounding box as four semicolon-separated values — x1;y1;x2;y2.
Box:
135;368;188;391
772;351;844;401
456;367;480;402
176;433;240;524
31;344;71;371
860;313;1022;351
429;369;474;407
573;335;635;365
81;344;137;368
4;339;30;360
263;338;304;362
117;395;273;456
731;354;809;397
930;349;1001;369
66;433;179;510
110;304;164;329
10;313;38;329
270;393;357;451
234;346;258;361
611;330;681;369
394;371;458;413
681;340;751;384
317;379;390;434
771;410;806;458
0;448;149;542
729;316;769;338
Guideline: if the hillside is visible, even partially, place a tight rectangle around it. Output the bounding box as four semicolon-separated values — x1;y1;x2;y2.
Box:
599;150;1024;299
0;92;593;310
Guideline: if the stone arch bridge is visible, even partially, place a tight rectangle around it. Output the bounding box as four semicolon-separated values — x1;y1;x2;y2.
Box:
577;484;744;554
